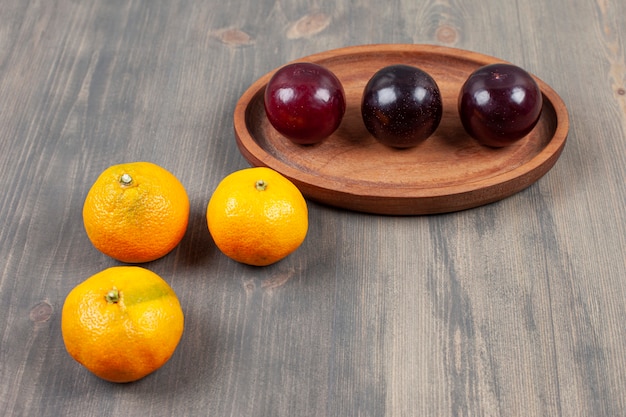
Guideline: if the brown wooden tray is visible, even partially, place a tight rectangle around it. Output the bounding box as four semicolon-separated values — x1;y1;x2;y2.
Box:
234;44;569;215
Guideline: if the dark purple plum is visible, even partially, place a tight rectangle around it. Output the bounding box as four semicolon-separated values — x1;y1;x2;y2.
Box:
264;62;346;145
458;63;543;147
361;64;442;148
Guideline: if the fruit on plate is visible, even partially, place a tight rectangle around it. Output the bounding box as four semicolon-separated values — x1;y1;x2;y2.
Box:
264;62;346;145
61;266;184;383
82;161;189;263
361;64;442;148
458;63;543;147
207;167;308;266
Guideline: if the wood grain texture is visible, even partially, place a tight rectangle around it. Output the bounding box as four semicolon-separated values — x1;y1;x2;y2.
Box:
0;0;625;416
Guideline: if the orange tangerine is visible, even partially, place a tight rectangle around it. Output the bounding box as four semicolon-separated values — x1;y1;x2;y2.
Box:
207;167;308;266
82;162;189;263
61;266;184;383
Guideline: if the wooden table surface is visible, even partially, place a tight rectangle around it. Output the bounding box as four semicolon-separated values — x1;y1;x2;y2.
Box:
2;0;625;416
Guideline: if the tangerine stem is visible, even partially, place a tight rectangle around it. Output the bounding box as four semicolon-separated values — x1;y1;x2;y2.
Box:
120;173;133;186
105;287;120;304
255;180;267;191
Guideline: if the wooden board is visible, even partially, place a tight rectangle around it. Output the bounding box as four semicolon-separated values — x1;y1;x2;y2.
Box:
234;44;569;214
7;1;626;416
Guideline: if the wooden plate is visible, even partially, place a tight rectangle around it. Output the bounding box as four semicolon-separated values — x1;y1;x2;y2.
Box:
234;44;569;215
